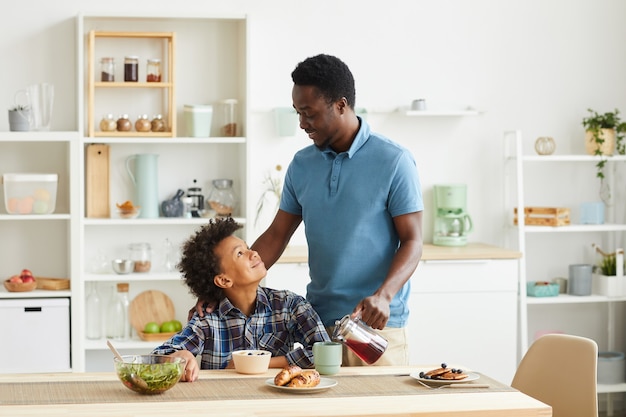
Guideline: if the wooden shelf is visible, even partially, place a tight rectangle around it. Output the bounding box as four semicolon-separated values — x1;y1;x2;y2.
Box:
87;30;176;137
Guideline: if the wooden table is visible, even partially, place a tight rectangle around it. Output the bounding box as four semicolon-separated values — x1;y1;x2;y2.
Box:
0;366;551;417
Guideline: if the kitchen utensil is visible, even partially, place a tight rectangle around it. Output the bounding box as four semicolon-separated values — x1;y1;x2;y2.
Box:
126;154;159;218
107;340;149;391
331;315;388;365
414;379;489;390
111;259;134;275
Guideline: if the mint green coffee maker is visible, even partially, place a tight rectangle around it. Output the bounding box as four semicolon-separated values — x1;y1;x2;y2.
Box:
433;184;473;246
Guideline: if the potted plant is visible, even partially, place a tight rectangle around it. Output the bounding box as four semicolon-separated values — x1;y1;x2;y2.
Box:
591;244;625;297
582;109;626;203
8;104;31;131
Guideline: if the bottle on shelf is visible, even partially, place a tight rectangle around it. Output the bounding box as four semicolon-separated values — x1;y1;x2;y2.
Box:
105;283;130;340
85;282;102;340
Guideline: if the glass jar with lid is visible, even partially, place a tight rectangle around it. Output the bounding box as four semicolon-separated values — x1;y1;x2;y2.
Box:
207;179;238;217
116;114;132;131
151;114;165;132
129;242;151;273
100;114;117;132
100;57;115;82
218;99;238;137
124;56;139;82
146;58;161;82
135;114;151;132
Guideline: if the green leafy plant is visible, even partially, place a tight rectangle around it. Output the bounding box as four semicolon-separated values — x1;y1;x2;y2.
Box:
582;109;626;202
593;244;625;276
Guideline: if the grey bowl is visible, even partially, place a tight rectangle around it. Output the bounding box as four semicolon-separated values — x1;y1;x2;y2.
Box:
112;259;135;274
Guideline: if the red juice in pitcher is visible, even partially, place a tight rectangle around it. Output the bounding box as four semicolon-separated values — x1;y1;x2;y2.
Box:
344;337;386;364
332;315;388;365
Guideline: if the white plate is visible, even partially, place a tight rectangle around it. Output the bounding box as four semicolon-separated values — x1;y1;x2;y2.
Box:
410;372;480;385
265;377;338;393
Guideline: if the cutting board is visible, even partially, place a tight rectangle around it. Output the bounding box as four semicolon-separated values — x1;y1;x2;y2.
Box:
128;290;176;341
86;144;110;218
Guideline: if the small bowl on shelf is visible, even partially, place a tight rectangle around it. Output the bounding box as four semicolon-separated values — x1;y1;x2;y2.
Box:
116;207;141;219
112;259;135;275
4;278;37;292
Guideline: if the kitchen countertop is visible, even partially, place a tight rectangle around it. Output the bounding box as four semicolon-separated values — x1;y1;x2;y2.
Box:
277;242;521;264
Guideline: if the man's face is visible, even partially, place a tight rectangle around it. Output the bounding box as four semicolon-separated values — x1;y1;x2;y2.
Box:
213;235;266;288
292;84;343;150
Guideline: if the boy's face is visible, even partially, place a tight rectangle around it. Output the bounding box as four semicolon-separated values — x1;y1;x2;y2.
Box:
213;235;267;288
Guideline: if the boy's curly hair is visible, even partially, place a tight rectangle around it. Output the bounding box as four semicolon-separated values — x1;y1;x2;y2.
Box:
178;217;242;305
291;54;356;109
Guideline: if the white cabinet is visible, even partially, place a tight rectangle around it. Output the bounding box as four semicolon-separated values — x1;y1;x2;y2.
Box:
0;298;71;373
407;257;518;384
504;130;626;394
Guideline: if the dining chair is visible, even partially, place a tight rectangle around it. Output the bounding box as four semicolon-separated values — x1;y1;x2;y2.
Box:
511;333;598;417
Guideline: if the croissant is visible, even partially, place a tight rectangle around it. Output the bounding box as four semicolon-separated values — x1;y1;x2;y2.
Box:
286;370;321;388
274;365;302;386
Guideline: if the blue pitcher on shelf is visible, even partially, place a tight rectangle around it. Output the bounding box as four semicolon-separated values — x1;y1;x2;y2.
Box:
126;153;159;219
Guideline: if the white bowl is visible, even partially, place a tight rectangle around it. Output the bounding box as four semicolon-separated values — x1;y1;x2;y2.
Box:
232;349;271;374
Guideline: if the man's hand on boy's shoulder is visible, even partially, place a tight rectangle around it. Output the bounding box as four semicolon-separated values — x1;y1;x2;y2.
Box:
187;299;217;321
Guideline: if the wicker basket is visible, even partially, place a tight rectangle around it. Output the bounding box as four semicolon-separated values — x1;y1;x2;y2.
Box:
3;279;37;292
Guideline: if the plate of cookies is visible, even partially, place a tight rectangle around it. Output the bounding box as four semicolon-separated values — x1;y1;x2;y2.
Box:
266;365;338;393
410;363;479;385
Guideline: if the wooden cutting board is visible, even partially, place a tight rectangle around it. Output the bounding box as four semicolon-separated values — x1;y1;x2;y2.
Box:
128;290;175;339
85;144;110;218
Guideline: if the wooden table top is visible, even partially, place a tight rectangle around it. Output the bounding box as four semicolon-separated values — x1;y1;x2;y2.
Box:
0;366;550;417
277;243;521;264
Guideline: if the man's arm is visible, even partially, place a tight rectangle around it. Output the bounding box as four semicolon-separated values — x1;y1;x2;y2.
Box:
353;211;423;329
251;209;302;269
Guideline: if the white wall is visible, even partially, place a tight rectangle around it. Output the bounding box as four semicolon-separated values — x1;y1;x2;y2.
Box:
2;0;626;248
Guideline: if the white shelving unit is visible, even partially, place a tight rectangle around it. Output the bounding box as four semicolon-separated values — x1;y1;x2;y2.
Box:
504;130;626;397
71;13;251;372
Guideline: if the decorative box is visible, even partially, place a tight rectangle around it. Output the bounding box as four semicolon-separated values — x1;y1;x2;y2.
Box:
526;282;560;297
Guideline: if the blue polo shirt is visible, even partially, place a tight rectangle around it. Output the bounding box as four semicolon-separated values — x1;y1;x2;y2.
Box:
279;118;423;327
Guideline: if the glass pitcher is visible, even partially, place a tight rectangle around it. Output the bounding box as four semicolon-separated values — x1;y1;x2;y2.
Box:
332;315;388;364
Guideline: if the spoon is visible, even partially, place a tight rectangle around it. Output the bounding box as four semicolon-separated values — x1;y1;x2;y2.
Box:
107;340;149;390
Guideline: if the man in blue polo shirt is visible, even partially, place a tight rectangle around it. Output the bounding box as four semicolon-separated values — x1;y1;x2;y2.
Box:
251;54;423;366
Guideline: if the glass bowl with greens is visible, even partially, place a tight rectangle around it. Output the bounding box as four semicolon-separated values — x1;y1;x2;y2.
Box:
114;354;186;395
